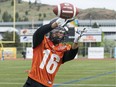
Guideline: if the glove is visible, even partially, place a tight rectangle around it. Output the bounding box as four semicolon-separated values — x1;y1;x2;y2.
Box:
74;28;86;43
62;18;75;27
55;18;65;27
55;18;75;27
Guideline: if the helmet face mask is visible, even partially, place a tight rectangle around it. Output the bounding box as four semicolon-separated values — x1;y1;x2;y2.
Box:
49;27;65;45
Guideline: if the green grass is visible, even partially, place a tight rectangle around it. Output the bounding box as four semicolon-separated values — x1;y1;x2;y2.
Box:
0;59;115;87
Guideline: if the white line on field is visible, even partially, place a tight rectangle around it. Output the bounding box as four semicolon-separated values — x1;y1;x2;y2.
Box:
54;83;116;86
0;82;115;86
0;82;23;84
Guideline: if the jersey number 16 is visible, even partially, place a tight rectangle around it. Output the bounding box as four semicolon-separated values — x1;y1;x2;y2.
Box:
39;49;61;74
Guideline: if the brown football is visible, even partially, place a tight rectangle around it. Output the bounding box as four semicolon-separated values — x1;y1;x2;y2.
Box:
53;3;78;19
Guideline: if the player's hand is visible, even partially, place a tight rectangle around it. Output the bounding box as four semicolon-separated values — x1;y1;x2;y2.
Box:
56;18;74;27
74;28;86;43
55;18;65;26
62;18;75;27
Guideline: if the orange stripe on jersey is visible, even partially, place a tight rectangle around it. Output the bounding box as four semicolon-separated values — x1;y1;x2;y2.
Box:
28;36;71;87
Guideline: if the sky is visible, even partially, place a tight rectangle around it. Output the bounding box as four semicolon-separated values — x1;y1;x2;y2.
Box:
22;0;116;11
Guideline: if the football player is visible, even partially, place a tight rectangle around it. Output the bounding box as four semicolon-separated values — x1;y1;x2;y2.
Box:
23;18;84;87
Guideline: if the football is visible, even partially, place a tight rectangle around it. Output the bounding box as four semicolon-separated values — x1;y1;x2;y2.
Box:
53;3;78;19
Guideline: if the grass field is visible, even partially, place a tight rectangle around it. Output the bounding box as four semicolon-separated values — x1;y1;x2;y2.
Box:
0;59;115;87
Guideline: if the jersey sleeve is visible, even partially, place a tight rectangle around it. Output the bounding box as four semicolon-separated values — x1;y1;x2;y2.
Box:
33;23;53;49
62;48;78;63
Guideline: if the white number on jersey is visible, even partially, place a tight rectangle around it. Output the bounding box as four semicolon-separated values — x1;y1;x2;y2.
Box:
39;49;60;74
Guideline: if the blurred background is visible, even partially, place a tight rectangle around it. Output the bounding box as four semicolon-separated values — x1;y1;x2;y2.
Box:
0;0;116;59
0;1;115;87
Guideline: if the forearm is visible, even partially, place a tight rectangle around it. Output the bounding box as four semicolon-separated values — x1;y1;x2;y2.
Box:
33;22;59;48
33;23;54;48
62;48;78;63
51;22;58;28
71;42;78;49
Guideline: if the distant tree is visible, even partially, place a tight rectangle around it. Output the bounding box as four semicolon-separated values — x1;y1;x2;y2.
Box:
29;0;31;8
25;11;29;15
34;0;37;5
2;11;12;22
43;13;46;18
47;7;50;10
0;9;1;14
9;14;13;22
2;31;21;47
15;12;19;21
29;0;31;5
35;0;41;11
92;22;99;28
102;39;115;53
18;0;22;3
37;5;41;11
11;0;14;6
38;13;42;20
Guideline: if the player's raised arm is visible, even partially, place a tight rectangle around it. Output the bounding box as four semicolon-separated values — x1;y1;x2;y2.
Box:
33;24;53;48
62;28;86;63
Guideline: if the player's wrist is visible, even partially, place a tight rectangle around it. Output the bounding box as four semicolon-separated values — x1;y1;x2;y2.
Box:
74;35;81;43
72;42;78;49
51;22;58;28
74;38;79;43
55;18;65;27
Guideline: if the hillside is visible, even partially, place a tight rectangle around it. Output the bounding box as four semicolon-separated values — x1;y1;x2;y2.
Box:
0;0;116;22
78;8;116;20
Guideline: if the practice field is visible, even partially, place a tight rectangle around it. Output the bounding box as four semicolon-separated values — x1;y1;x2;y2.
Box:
0;59;115;87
